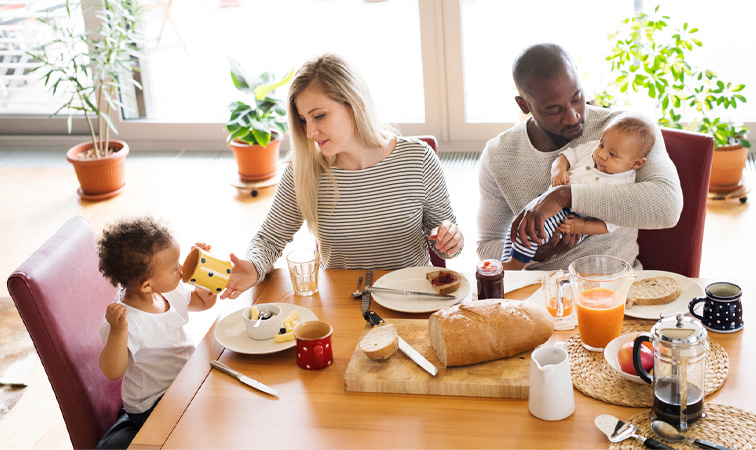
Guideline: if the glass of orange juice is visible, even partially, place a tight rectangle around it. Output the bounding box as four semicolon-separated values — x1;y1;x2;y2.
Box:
557;255;636;351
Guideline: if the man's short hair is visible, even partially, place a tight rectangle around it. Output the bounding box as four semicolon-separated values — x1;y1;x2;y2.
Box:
512;43;575;97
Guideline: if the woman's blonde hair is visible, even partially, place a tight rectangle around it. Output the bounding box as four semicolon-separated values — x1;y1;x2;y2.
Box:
287;53;394;237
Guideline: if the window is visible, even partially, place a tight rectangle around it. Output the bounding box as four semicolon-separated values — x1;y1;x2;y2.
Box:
1;0;754;150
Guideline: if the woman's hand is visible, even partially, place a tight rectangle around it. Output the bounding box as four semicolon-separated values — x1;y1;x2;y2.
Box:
220;253;259;300
429;220;463;255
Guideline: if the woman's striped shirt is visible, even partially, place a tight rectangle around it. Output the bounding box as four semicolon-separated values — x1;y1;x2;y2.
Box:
245;137;461;282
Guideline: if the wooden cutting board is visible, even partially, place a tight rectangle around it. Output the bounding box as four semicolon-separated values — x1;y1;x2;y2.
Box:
344;319;532;398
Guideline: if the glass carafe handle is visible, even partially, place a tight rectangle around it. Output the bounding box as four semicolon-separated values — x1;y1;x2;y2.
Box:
633;335;654;384
554;274;570;318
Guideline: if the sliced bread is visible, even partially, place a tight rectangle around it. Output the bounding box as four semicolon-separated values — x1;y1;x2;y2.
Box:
627;276;682;307
426;270;462;295
359;324;399;361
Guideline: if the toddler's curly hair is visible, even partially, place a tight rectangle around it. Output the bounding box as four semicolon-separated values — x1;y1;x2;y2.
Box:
98;216;175;289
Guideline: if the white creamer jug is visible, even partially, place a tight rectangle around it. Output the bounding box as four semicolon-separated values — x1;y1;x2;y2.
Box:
528;342;575;421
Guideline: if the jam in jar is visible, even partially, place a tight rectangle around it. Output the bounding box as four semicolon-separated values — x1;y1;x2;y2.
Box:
476;259;504;300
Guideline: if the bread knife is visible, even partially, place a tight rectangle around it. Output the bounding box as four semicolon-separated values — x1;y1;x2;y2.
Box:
362;281;438;377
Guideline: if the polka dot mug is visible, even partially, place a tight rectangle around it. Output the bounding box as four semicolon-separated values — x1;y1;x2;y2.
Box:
293;321;333;370
181;247;232;294
688;282;744;333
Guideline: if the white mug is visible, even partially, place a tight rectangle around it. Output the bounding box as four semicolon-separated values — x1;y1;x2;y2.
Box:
528;342;575;421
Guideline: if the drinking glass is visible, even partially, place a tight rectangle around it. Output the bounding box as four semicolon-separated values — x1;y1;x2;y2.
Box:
286;249;320;296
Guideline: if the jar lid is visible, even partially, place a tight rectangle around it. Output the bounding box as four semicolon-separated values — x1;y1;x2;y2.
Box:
476;259;503;276
652;312;707;346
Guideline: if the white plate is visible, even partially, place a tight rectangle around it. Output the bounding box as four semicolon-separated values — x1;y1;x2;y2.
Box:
370;266;470;313
623;270;705;319
214;303;317;354
603;332;648;384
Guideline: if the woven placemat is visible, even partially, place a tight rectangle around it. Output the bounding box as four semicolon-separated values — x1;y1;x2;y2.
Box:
608;403;756;450
567;319;730;407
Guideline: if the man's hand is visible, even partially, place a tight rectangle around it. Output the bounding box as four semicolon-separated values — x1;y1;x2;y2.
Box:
532;231;581;262
511;185;572;247
220;253;259;300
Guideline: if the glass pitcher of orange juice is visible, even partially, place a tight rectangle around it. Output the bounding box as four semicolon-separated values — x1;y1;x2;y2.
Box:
556;255;636;351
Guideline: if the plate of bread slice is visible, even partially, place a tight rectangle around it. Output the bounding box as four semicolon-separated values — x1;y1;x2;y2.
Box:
370;267;470;313
623;270;704;319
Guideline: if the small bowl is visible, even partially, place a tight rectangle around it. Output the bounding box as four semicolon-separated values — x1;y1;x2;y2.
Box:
242;303;283;340
603;332;647;384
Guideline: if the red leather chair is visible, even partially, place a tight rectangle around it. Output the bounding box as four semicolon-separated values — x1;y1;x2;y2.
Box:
415;135;447;268
637;128;714;277
7;216;121;449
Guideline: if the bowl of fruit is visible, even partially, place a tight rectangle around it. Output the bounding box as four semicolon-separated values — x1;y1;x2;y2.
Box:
604;332;653;384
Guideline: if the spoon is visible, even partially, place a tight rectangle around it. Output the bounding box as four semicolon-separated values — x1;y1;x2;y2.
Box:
651;420;734;450
252;310;272;328
351;276;364;298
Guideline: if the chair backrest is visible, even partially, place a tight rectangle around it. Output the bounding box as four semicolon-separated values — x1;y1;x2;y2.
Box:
7;216;121;449
414;135;446;268
637;128;714;277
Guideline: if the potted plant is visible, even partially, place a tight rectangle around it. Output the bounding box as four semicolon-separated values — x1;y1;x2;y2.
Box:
594;5;750;194
226;58;293;182
28;0;143;200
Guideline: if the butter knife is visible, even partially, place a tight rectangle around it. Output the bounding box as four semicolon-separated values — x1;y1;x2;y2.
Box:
365;286;456;299
210;360;279;397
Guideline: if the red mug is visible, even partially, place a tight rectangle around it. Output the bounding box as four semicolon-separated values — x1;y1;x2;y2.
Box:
293;321;333;370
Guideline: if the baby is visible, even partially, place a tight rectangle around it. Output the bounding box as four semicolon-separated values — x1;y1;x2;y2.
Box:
501;113;658;270
96;216;217;449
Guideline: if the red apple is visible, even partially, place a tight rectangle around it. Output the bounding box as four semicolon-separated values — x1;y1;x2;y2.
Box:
617;341;653;376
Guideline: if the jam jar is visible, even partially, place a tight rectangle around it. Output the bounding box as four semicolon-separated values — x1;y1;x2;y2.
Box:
476;259;504;300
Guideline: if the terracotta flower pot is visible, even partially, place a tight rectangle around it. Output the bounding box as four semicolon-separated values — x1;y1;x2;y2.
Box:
228;137;281;181
709;143;748;194
66;139;129;201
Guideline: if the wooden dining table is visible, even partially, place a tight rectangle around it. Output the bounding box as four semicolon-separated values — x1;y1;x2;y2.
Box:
129;269;754;449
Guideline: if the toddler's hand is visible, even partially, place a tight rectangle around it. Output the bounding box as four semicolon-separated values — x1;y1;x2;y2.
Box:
193;242;212;252
105;303;128;331
195;286;217;302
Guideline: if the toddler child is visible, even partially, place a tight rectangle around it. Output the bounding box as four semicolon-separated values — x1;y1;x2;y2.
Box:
96;216;217;449
501;113;658;270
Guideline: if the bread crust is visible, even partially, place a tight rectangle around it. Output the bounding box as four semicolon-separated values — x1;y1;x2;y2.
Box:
426;270;462;295
359;324;399;361
627;276;681;306
428;300;554;367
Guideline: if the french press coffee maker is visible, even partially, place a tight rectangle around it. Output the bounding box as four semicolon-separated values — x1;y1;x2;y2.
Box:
633;313;708;430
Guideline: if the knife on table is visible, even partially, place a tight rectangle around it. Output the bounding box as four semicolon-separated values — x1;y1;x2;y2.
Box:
210;360;279;397
595;414;674;449
365;286;456;299
361;270;438;376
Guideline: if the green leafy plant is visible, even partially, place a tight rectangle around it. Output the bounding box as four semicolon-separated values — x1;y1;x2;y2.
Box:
226;59;294;147
594;5;750;149
28;0;144;158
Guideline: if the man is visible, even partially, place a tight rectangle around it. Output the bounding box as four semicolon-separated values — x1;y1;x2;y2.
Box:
477;43;682;270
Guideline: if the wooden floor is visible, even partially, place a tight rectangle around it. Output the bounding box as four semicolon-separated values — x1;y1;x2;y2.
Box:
0;156;753;449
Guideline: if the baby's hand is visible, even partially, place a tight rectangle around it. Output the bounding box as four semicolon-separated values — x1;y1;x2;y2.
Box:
551;171;570;187
105;303;128;331
557;215;581;234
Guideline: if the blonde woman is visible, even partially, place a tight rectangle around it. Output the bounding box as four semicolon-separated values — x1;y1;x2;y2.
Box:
222;54;463;299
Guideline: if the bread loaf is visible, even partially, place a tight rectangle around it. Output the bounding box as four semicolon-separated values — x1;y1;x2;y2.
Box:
429;299;554;367
627;276;681;307
359;324;399;361
426;270;462;295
